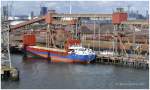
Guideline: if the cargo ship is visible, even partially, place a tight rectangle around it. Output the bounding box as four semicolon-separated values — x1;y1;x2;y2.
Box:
26;45;96;63
24;36;96;63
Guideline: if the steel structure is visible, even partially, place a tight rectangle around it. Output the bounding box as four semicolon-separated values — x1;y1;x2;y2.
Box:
1;21;12;67
52;13;112;18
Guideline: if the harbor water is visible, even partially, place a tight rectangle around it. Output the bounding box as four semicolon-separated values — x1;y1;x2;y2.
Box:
1;54;149;89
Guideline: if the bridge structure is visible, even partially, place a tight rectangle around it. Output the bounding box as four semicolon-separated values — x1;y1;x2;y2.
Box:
52;13;112;18
10;13;112;30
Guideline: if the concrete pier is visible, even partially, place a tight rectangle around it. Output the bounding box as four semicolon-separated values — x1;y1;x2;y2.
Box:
93;54;149;69
1;65;20;81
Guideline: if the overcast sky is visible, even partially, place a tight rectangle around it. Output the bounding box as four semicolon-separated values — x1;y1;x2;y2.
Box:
1;1;149;16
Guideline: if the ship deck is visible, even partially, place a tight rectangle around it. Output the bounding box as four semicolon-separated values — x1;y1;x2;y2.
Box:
28;46;67;52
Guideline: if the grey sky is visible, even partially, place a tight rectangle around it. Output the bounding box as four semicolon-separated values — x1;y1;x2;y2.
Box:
1;1;149;16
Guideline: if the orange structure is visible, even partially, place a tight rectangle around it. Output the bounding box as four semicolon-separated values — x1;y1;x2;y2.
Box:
112;12;127;24
23;34;36;46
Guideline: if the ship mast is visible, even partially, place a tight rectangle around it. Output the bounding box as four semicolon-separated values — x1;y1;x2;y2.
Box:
69;0;72;14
